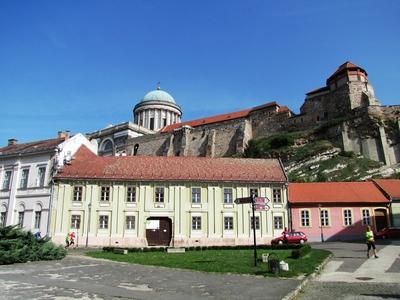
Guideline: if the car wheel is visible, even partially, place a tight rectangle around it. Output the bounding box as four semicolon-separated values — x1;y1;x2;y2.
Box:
299;239;305;244
278;240;283;245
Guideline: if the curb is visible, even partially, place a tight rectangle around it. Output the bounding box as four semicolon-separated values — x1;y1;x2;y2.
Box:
282;253;333;300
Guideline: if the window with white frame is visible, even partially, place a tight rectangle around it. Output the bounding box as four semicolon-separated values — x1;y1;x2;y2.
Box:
343;209;353;226
249;188;258;198
34;211;41;229
37;167;46;187
99;215;109;229
223;188;233;203
19;169;29;189
126;216;135;230
320;209;329;226
250;216;260;230
2;170;12;190
126;186;136;202
100;186;110;201
273;188;282;203
71;215;81;229
192;187;201;203
18;211;24;227
73;186;83;201
1;212;6;226
224;216;234;230
300;210;310;227
155;187;164;202
362;209;371;226
192;216;201;230
273;216;283;229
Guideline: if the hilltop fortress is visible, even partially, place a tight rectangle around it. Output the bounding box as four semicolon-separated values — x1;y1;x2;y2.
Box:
88;62;400;165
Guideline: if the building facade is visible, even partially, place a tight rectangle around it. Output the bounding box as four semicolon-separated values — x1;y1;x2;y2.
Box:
373;179;400;227
0;132;97;236
50;146;289;247
289;182;390;242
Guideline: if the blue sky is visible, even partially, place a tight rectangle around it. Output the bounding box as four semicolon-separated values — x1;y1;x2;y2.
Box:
0;1;399;144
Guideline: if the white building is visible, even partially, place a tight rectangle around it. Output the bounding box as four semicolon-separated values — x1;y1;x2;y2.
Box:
0;132;97;236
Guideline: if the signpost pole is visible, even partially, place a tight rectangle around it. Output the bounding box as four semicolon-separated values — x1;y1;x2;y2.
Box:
251;192;257;267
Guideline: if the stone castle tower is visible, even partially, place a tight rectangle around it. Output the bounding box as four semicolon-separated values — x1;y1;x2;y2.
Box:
300;61;381;122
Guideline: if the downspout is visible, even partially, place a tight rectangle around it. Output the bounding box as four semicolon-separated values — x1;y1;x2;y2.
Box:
46;179;55;237
278;158;291;231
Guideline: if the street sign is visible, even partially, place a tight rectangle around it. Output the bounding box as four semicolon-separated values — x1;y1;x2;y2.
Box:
234;197;253;204
255;203;270;211
255;197;264;204
255;197;270;203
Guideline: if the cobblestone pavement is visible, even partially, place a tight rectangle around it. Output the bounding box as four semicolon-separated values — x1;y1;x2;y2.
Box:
0;253;300;300
297;240;400;300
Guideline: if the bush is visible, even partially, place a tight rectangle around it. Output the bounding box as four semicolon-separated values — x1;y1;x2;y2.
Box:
0;225;66;265
291;244;311;259
341;150;356;158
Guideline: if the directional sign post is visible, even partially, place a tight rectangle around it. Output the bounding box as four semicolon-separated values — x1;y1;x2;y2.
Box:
250;193;257;266
234;197;253;204
254;197;270;211
235;194;267;266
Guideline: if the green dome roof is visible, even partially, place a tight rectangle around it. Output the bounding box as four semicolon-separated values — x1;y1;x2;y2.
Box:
141;88;176;104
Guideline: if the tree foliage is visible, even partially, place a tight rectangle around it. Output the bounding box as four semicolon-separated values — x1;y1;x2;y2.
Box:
0;225;66;265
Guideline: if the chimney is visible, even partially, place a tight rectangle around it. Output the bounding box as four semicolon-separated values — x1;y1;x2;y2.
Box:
58;130;70;140
8;138;18;146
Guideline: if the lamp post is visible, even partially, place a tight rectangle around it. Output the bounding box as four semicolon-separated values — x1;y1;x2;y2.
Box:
85;202;92;248
318;204;324;243
251;192;257;267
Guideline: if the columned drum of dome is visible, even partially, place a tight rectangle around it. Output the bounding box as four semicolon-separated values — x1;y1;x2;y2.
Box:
133;86;182;131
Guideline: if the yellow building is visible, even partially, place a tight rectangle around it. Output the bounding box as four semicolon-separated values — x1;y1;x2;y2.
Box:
50;146;288;247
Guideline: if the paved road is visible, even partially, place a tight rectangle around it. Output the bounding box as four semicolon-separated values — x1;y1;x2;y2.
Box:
0;253;300;300
297;240;400;300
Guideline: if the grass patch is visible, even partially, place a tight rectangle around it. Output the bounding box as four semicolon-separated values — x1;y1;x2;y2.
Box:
86;248;330;278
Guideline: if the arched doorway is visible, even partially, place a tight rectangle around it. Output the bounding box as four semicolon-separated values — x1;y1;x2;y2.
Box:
374;209;388;231
145;217;172;246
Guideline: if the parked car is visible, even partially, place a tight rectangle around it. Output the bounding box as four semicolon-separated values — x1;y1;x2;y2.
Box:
271;231;308;245
375;227;400;239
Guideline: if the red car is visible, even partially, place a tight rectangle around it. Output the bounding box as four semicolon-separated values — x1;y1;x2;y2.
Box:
271;231;308;245
375;227;400;239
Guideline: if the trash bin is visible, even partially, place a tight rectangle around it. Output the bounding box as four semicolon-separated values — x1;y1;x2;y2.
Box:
268;252;280;275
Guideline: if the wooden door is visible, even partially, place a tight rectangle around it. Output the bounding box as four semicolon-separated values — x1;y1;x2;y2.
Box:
374;209;388;231
146;217;172;246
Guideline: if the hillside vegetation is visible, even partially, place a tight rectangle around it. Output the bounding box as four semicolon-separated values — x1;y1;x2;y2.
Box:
243;131;395;182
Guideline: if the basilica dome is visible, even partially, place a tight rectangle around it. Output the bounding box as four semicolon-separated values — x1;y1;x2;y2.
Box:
141;89;176;104
133;85;182;132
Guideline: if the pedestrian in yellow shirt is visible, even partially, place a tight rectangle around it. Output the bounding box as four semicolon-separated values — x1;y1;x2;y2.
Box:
365;226;378;258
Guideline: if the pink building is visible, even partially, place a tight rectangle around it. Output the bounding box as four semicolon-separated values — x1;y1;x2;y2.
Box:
289;182;390;242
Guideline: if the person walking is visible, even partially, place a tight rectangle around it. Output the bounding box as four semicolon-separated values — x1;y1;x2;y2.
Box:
69;232;76;248
65;233;70;249
366;225;378;258
282;227;289;243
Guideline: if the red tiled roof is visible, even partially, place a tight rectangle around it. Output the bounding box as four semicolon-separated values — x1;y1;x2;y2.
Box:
0;138;65;157
327;61;367;83
161;101;279;133
373;179;400;200
289;182;389;204
55;146;287;183
306;86;329;96
277;106;289;114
